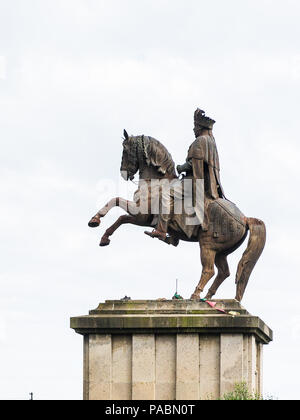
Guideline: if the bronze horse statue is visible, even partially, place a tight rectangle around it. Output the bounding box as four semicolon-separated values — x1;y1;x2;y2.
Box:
88;132;266;301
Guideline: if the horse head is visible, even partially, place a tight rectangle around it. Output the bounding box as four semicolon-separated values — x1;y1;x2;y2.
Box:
120;130;177;181
120;130;140;181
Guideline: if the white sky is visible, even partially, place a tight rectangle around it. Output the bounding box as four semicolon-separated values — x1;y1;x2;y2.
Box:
0;0;300;400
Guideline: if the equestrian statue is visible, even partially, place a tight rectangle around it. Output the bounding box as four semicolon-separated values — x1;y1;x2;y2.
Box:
88;109;266;301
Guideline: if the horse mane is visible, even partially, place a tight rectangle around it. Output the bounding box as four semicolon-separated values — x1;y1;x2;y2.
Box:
144;136;176;176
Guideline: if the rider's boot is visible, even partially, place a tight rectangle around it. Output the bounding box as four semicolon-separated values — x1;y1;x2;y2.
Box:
144;229;167;241
144;216;169;241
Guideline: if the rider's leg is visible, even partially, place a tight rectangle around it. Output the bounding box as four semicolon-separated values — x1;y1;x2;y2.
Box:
145;184;174;240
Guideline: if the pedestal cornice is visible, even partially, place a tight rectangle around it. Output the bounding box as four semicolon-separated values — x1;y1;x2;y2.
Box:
70;299;273;344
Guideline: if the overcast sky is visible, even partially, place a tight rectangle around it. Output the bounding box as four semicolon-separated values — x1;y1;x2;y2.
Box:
0;0;300;400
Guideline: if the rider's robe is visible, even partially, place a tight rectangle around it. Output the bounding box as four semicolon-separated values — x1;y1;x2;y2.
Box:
187;134;225;201
152;134;226;239
167;134;225;237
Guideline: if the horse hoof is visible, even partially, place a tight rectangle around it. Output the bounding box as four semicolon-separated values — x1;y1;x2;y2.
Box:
100;237;110;247
190;293;200;301
88;217;101;228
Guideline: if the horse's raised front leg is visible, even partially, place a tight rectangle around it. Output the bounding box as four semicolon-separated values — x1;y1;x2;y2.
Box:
100;214;150;246
88;197;138;227
190;247;216;300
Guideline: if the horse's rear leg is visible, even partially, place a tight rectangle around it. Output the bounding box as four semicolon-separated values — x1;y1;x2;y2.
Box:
190;248;216;300
205;253;230;300
100;214;149;246
88;198;138;227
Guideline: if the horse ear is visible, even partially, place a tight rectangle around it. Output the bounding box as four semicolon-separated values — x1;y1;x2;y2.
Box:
123;129;129;140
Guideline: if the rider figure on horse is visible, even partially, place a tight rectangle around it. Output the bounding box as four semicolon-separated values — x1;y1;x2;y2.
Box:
145;108;225;241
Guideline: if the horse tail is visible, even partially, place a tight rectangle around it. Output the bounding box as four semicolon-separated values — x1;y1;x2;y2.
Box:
235;218;266;301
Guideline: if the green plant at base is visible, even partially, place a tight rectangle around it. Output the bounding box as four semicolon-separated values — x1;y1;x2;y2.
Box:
220;382;263;400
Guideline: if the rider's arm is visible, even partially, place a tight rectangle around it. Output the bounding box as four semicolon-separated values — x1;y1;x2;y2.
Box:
177;160;192;174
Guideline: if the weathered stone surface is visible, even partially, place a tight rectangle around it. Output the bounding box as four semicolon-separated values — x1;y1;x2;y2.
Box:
112;335;132;400
155;335;176;399
243;335;257;393
71;300;272;400
199;335;220;399
257;342;263;395
87;334;112;400
71;299;272;344
132;334;155;400
90;299;247;314
176;334;200;400
220;334;244;395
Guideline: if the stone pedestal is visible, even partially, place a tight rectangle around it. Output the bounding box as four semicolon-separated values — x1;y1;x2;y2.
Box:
70;300;272;400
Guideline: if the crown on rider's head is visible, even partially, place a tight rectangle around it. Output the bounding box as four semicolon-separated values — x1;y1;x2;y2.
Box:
194;108;216;129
